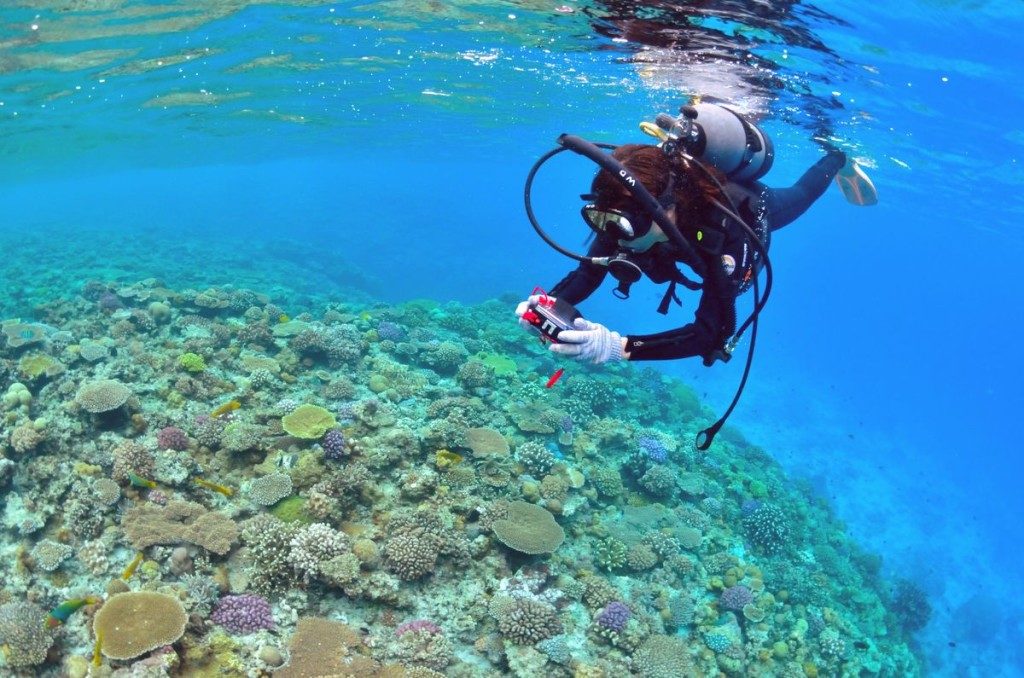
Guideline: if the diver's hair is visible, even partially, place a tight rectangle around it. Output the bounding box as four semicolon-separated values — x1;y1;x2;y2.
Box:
591;144;726;223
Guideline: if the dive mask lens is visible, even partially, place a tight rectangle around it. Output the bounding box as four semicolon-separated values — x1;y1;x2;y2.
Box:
582;205;633;237
581;205;653;239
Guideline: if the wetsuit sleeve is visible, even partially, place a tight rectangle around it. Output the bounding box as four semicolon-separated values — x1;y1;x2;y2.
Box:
548;235;616;305
761;149;846;231
624;267;736;363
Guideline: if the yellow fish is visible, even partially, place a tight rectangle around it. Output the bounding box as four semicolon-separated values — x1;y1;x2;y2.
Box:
194;476;234;496
211;400;241;418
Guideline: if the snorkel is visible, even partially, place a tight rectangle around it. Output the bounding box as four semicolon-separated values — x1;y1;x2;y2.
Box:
523;104;777;450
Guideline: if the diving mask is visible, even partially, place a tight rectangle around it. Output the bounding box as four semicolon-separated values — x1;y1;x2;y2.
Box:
581;205;651;239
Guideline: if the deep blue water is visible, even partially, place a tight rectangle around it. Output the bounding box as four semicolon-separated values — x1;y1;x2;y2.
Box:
2;0;1023;674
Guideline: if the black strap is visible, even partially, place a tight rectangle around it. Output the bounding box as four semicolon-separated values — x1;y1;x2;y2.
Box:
657;281;679;315
656;269;703;315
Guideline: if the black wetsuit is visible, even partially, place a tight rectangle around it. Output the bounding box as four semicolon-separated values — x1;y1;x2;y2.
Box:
550;150;846;363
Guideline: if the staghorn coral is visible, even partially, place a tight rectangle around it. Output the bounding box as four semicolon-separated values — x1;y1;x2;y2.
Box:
121;500;238;555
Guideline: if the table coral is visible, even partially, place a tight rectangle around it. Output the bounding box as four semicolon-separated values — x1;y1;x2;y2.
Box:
121;499;238;555
92;591;187;661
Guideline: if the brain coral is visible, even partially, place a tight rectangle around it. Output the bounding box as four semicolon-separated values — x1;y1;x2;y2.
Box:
93;591;187;660
492;500;564;555
281;404;336;440
75;379;132;413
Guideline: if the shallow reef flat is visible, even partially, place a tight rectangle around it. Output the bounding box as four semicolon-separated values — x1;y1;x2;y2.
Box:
0;280;926;677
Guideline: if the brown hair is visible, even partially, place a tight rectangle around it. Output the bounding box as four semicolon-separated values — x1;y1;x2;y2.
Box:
590;144;726;226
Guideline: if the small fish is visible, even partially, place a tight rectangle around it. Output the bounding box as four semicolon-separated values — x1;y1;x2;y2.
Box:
45;596;100;629
93;628;104;667
194;476;234;496
121;551;144;581
278;314;290;323
545;368;565;388
275;452;298;469
211;399;241;419
853;640;868;650
127;472;156;489
435;449;464;468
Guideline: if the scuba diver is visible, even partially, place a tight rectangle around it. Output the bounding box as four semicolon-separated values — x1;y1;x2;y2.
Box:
517;102;877;447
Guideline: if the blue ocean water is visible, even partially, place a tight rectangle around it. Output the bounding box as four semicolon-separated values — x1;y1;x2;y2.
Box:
1;0;1022;675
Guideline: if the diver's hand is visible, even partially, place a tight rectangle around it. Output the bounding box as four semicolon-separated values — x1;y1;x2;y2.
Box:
514;295;544;330
549;317;625;364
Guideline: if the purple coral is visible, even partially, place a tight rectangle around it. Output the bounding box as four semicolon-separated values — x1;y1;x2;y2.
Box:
157;426;190;451
322;429;347;461
596;601;631;632
377;321;407;342
97;292;123;312
637;434;668;463
210;594;274;634
720;585;754;612
559;415;574;434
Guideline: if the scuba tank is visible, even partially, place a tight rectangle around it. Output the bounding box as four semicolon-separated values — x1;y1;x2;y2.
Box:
650;103;775;182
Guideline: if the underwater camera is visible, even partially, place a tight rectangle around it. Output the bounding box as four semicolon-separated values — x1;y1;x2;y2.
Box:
653;103;775;182
520;290;581;343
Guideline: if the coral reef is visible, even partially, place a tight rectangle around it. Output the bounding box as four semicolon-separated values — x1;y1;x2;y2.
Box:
0;283;923;676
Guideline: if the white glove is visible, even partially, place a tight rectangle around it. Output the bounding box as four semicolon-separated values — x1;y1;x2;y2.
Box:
549;317;624;364
515;295;543;330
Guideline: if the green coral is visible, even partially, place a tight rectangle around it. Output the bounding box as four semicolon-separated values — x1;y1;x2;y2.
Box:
178;352;207;372
281;404;336;440
474;351;517;376
270;496;312;524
